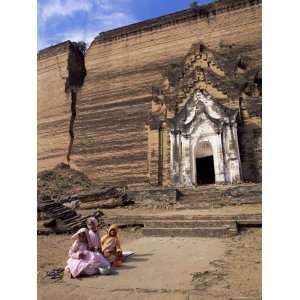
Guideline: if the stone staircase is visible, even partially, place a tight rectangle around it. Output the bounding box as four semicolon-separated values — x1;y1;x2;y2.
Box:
103;183;261;238
143;220;237;237
103;212;261;238
175;183;261;209
176;186;225;209
37;199;102;234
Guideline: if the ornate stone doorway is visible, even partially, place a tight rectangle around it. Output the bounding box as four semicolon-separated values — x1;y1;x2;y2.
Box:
147;42;251;187
168;90;243;187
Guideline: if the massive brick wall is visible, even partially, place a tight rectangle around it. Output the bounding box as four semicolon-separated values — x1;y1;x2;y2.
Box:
70;0;261;185
38;41;85;171
38;42;71;170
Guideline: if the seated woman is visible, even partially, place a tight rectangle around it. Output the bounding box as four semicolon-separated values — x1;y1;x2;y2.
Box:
86;217;102;253
101;224;124;267
65;228;110;278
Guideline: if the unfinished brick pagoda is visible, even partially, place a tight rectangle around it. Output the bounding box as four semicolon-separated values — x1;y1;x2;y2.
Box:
38;0;262;188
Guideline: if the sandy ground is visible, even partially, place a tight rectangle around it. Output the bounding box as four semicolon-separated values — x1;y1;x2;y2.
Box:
38;228;261;300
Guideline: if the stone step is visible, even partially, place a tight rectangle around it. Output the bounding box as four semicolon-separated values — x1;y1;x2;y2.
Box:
179;193;223;198
177;198;225;203
180;188;224;192
181;183;259;189
180;191;223;195
177;184;262;207
179;196;222;202
180;200;222;203
104;213;261;222
180;189;224;192
179;189;225;193
178;198;261;207
175;203;224;210
144;220;236;228
185;191;222;194
177;201;222;206
237;219;262;226
179;195;223;199
142;226;237;238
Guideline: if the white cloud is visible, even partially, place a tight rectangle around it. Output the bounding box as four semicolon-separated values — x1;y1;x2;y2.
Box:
41;0;92;20
91;11;136;31
61;29;98;45
93;0;133;12
38;0;137;49
93;0;114;11
56;10;135;47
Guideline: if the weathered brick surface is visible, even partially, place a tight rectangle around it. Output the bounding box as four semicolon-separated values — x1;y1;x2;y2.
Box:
38;42;71;170
38;41;85;171
38;0;262;185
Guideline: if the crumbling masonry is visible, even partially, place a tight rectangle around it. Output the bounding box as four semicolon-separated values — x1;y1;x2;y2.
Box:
38;0;262;187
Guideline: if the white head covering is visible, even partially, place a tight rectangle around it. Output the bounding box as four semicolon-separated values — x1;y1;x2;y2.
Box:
71;228;88;239
71;228;92;249
87;217;98;228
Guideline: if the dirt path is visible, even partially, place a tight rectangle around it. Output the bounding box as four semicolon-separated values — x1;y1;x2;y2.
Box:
38;228;261;300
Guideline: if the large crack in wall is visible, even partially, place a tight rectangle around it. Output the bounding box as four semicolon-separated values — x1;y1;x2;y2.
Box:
65;42;86;164
67;90;77;162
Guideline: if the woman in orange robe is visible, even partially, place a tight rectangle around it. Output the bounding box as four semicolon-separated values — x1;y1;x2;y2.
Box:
101;224;124;267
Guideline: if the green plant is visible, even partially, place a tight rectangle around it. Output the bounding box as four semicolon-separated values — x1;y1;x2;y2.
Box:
190;1;199;9
75;41;87;55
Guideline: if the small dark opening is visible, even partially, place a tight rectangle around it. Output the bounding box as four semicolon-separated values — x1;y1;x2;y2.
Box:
196;156;215;185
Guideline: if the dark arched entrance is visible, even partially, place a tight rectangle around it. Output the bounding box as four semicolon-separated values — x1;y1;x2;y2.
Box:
196;155;215;185
195;141;215;185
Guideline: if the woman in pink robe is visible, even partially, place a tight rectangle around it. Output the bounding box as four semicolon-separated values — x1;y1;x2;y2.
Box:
87;217;102;252
65;228;110;278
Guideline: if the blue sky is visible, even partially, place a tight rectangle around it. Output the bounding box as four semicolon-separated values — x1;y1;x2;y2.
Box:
38;0;213;50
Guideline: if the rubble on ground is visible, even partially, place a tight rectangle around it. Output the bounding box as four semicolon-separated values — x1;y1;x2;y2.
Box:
38;163;97;202
58;187;132;209
37;164;134;234
222;184;261;203
37;195;105;234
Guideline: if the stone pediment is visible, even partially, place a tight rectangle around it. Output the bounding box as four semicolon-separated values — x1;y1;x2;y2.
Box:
168;90;238;135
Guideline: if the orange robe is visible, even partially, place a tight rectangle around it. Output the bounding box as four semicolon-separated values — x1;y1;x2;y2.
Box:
101;224;123;266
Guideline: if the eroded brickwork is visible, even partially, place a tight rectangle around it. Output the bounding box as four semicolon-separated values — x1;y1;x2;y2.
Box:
38;41;86;170
38;0;262;185
38;42;71;170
